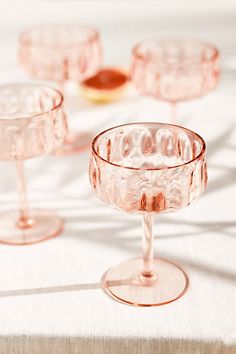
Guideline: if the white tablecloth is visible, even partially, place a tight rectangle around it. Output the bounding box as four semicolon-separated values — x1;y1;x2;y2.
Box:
0;1;236;353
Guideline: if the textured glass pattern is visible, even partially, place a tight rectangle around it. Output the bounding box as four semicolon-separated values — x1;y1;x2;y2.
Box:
131;39;219;103
90;123;207;214
0;84;67;160
18;24;102;82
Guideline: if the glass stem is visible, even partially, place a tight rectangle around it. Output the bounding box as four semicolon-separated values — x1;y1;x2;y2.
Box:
141;214;155;279
15;160;32;229
170;102;177;124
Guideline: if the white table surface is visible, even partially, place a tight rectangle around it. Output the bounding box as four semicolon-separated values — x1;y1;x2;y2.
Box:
0;1;236;353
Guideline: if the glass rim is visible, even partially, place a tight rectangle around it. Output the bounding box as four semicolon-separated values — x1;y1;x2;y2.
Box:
132;38;219;67
0;83;64;121
92;122;206;171
19;23;100;50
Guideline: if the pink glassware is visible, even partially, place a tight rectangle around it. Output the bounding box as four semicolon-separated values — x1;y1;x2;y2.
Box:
18;23;102;154
131;39;219;122
0;83;67;245
89;122;207;306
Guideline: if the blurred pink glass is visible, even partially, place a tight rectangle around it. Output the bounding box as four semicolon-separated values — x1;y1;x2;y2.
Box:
0;83;67;245
18;23;102;154
89;122;207;306
131;39;219;123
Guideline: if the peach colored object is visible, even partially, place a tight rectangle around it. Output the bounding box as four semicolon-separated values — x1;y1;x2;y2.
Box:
80;68;128;103
89;122;207;306
18;23;102;154
0;83;67;245
131;39;219;122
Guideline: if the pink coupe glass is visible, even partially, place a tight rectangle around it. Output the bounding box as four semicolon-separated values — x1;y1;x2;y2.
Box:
18;23;102;154
0;83;67;245
89;122;207;306
131;39;219;122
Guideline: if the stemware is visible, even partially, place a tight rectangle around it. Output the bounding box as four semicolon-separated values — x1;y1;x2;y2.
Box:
131;39;219;123
18;23;102;154
89;122;207;306
0;83;67;245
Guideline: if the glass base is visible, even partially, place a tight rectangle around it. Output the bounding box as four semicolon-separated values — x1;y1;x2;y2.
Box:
0;209;63;245
54;131;93;155
101;257;189;307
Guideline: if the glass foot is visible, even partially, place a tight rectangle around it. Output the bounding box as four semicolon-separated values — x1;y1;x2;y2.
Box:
101;257;189;306
0;209;63;245
54;131;93;155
